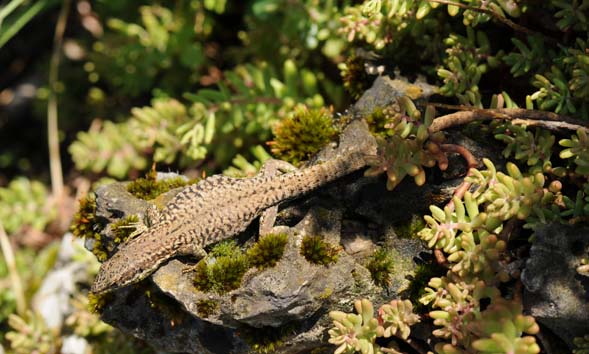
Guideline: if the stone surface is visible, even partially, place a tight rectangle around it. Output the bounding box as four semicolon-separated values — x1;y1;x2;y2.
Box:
521;223;589;349
89;75;478;353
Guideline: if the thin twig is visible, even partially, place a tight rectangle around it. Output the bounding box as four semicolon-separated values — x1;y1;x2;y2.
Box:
427;0;546;40
441;143;478;211
428;108;588;134
47;0;71;200
0;222;26;316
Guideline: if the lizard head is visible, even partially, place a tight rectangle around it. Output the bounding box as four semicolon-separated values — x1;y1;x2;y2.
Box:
90;245;156;295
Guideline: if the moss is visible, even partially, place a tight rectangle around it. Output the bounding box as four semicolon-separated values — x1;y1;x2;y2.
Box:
87;292;111;314
70;193;102;239
110;215;140;244
70;193;111;261
247;233;288;270
365;248;396;287
193;243;250;294
196;299;219;318
127;168;193;200
300;235;339;266
238;324;297;354
210;240;241;258
193;260;213;292
394;214;426;239
268;106;338;166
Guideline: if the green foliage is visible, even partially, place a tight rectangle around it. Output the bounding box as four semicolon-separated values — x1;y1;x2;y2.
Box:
494;123;556;172
378;299;420;340
502;35;549;78
559;128;589;175
126;168;192;200
300;235;339;266
0;177;55;234
223;145;272;178
328;299;380;354
269;106;338;165
110;215;140;244
574;334;589;354
6;311;60;354
339;53;373;99
470;299;540;354
365;248;395;287
0;0;60;49
247;233;289;270
88;3;208;96
364;98;446;190
437;28;498;106
417;158;544;353
193;241;249;294
328;298;419;354
68;120;148;179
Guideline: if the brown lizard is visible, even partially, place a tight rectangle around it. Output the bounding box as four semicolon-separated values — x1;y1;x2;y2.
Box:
91;138;373;294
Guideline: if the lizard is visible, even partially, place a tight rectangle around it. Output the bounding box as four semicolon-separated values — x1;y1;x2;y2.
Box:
91;132;374;295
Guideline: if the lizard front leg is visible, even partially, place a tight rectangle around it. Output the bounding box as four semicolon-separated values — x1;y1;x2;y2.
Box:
258;159;298;236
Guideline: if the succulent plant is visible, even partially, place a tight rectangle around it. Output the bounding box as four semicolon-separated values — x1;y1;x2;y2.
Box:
470;299;540;354
0;177;55;234
378;299;419;340
328;299;381;354
6;311;61;354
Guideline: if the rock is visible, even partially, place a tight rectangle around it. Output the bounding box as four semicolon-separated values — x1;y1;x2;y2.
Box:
521;223;589;349
33;234;89;329
89;75;475;353
353;75;438;116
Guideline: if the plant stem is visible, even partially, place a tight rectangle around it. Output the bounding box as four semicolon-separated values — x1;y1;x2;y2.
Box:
47;0;71;200
0;222;26;316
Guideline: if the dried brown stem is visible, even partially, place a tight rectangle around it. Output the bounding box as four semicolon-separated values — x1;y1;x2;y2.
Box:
0;223;26;316
428;108;588;134
441;143;478;210
47;0;71;200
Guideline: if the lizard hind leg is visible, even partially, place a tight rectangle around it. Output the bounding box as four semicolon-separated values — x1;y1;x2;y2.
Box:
258;159;298;236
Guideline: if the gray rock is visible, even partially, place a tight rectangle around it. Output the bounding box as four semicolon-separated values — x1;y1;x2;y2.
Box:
521;223;589;348
353;75;438;116
90;75;464;353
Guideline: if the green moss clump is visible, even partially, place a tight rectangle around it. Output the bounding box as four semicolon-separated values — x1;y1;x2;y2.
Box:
127;169;192;200
70;193;101;239
110;215;140;243
193;260;213;292
210;240;241;257
87;292;110;314
365;248;395;287
196;299;219;318
268;106;338;166
300;235;339;266
193;241;250;294
247;233;289;270
71;194;110;261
